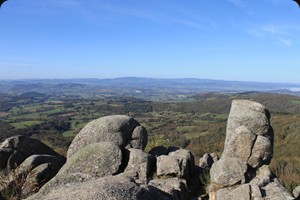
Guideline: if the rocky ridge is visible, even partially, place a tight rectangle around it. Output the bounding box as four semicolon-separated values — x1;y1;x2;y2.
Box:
0;100;297;199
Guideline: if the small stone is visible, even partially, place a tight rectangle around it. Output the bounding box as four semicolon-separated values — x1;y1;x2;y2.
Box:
199;153;214;169
292;185;300;199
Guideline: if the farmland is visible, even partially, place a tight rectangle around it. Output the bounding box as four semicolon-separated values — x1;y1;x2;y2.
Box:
0;87;300;191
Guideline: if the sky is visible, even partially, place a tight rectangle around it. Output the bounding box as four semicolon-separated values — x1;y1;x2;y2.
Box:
0;0;300;83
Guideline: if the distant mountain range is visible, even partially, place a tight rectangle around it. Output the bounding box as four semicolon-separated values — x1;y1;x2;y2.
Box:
0;77;300;97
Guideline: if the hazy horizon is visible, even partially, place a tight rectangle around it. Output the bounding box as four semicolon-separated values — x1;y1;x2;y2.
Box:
1;76;300;86
1;0;300;83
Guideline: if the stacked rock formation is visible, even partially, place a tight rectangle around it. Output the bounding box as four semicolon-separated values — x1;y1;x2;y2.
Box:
209;100;294;200
0;136;66;199
15;100;297;200
26;115;197;200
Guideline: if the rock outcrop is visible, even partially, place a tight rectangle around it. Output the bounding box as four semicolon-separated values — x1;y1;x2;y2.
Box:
0;136;66;199
222;100;273;168
27;115;197;200
209;100;294;200
17;101;296;200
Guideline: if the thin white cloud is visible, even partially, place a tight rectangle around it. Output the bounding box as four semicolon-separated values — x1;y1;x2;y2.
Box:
262;25;288;35
228;0;244;7
94;2;215;30
57;0;97;21
95;2;160;21
248;29;264;37
164;16;216;30
227;0;254;15
278;38;292;46
248;24;299;46
263;0;287;5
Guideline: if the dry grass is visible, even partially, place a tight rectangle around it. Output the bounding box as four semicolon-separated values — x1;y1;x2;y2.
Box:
0;168;39;200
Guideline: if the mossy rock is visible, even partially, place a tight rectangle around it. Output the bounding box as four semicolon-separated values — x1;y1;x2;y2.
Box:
40;142;122;193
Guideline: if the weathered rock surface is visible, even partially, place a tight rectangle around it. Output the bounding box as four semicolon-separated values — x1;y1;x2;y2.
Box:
27;175;151;200
209;100;294;200
17;154;65;173
16;154;66;197
130;125;148;149
148;178;188;200
225;100;271;137
199;153;215;169
0;136;66;199
0;136;61;158
210;153;219;163
248;135;273;168
41;142;122;192
25;115;199;200
222;100;273;168
67;115;148;158
157;149;194;181
210;157;247;186
157;155;182;177
293;185;300;199
262;178;294;200
19;102;296;200
21;162;63;197
222;125;256;163
216;184;251;200
28;172;190;200
125;148;155;179
0;136;63;171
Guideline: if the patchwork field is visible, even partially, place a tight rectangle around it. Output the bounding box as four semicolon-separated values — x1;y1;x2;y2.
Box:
0;91;300;191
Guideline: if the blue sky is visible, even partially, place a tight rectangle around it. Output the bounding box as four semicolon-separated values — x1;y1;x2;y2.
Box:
0;0;299;83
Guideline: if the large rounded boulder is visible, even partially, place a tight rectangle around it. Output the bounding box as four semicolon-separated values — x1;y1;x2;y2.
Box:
39;142;123;192
67;115;148;158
